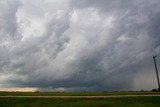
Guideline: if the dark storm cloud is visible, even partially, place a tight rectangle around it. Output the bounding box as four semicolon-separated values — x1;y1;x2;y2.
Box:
71;0;135;11
0;0;160;91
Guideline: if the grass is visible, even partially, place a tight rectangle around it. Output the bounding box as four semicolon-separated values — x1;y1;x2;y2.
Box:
0;97;160;107
0;91;160;107
0;91;160;96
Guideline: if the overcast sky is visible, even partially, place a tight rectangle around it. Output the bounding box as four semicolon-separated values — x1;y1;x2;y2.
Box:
0;0;160;92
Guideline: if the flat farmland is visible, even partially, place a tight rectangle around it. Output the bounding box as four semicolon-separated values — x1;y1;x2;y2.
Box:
0;91;160;96
0;91;160;107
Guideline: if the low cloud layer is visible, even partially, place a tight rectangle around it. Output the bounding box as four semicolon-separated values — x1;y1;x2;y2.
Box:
0;0;160;91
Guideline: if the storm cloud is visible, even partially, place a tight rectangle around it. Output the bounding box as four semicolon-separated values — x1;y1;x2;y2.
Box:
0;0;160;91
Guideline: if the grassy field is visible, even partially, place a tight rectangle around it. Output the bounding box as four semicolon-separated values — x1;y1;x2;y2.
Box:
0;91;160;96
0;91;160;107
0;97;160;107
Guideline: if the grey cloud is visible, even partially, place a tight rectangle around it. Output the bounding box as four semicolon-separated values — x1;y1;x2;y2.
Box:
0;0;21;40
0;0;160;91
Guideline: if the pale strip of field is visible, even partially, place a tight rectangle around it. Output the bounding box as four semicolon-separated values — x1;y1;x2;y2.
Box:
0;95;160;98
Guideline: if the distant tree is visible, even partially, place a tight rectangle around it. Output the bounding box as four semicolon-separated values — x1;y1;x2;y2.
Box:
152;89;157;92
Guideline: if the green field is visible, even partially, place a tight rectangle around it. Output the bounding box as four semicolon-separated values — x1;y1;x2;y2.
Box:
0;97;160;107
0;91;160;107
0;91;160;96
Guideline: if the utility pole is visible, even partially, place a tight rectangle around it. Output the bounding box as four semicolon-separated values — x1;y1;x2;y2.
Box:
153;56;160;91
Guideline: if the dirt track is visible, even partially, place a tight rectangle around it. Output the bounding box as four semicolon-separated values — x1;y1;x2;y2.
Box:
0;95;160;98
